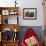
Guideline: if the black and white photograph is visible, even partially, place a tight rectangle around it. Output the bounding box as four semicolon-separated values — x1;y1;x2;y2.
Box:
23;8;37;20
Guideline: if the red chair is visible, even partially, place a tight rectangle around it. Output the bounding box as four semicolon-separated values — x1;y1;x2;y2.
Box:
21;28;41;46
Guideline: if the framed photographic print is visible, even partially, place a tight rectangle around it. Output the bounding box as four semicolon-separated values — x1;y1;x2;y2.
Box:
23;8;37;20
2;10;9;15
9;10;18;15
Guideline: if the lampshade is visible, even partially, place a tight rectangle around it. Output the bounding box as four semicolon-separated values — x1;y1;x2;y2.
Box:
15;0;17;7
13;28;17;32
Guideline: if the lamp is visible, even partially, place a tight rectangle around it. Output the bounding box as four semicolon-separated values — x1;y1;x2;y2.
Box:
15;0;17;7
14;28;17;32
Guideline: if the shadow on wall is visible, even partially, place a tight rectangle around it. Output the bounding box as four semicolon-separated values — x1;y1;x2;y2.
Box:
18;26;44;44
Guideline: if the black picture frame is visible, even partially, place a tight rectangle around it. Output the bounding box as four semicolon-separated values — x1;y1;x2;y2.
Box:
23;8;37;20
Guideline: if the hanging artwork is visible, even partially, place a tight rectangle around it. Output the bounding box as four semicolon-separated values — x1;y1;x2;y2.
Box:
23;8;37;20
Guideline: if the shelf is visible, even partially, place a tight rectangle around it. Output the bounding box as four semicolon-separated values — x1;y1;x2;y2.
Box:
0;7;19;24
0;7;19;46
0;7;19;10
2;40;19;43
1;40;19;46
0;7;19;16
0;24;20;32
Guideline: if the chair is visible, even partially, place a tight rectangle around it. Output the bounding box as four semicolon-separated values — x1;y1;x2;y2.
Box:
21;28;41;46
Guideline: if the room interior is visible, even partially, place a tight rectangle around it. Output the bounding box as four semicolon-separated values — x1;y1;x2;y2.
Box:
0;0;45;46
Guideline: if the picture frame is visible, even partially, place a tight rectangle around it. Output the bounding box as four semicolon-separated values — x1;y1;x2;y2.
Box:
2;10;9;15
23;8;37;20
9;10;18;15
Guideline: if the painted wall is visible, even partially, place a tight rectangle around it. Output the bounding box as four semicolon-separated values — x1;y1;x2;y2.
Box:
18;0;44;26
0;0;44;26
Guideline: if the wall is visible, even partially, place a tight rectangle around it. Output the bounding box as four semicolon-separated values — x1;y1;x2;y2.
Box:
18;0;44;26
0;0;44;26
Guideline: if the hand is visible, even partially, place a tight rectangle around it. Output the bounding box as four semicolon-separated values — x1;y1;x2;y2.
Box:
25;36;38;46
